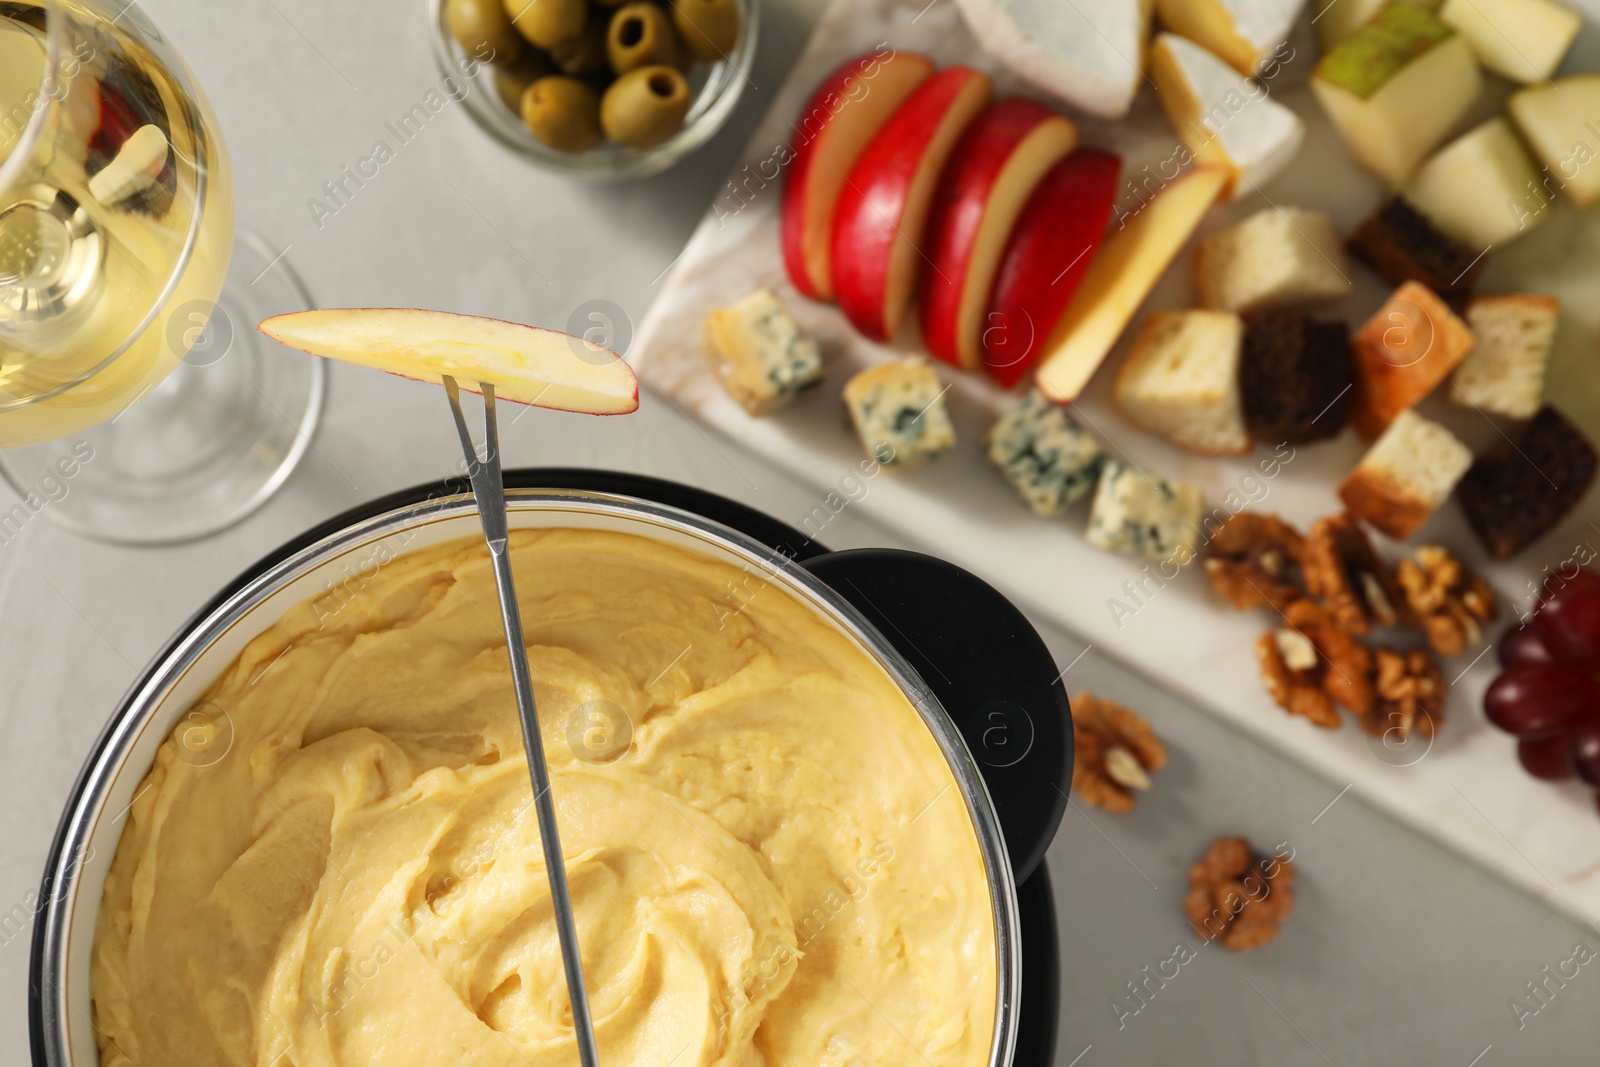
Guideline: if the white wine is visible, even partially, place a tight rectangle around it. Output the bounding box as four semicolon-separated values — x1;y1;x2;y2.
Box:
0;0;234;447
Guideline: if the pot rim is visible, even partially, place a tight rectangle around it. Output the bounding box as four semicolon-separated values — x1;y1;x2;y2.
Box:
32;485;1022;1067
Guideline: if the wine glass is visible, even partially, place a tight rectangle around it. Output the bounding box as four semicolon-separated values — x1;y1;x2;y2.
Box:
0;0;322;544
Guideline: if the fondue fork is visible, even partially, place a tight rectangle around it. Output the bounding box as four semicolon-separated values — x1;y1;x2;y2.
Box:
444;376;602;1067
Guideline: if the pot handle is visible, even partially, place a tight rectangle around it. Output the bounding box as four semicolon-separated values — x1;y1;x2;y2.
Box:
801;549;1071;882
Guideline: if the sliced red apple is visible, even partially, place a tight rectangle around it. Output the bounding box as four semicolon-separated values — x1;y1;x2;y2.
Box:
982;149;1121;387
919;99;1079;369
781;50;937;301
258;308;639;415
831;66;993;342
1035;166;1228;402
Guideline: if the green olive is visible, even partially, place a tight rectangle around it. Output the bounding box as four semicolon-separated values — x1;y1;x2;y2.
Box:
670;0;741;61
607;2;685;75
550;8;608;75
447;0;522;63
493;51;555;113
601;65;691;148
521;75;604;153
501;0;585;49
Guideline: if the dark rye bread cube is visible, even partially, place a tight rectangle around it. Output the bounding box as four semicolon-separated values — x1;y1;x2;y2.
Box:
1457;406;1598;560
1348;198;1486;307
1240;310;1352;444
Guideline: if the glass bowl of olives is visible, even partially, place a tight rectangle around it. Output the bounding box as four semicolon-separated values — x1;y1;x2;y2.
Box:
431;0;758;179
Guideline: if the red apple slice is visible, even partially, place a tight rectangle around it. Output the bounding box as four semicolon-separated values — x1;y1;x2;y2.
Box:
1035;166;1229;402
919;99;1079;369
259;308;639;414
831;66;993;342
781;49;937;301
982;149;1121;387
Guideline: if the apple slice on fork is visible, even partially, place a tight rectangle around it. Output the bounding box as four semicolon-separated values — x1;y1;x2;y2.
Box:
259;307;639;415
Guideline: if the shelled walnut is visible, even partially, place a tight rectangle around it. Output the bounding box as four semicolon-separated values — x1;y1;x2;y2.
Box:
1396;545;1496;657
1304;513;1407;635
1255;599;1375;728
1071;692;1167;815
1204;511;1307;611
1184;837;1296;951
1367;647;1446;742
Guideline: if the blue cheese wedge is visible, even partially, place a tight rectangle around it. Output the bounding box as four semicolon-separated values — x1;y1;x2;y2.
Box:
985;391;1103;516
843;358;955;466
1086;461;1205;561
705;289;824;416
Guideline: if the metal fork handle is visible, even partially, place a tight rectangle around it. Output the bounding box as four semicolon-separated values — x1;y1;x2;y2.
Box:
444;376;602;1067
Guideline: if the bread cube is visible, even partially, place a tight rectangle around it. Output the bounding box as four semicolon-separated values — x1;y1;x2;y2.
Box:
1240;310;1353;444
1194;207;1351;314
1087;461;1204;561
1450;294;1558;420
1348;197;1486;300
1350;281;1476;438
704;289;824;416
1114;310;1249;455
1457;405;1597;559
843;358;955;466
985;391;1104;516
1339;409;1473;539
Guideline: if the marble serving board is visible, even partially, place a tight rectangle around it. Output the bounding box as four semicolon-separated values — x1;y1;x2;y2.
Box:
631;0;1600;923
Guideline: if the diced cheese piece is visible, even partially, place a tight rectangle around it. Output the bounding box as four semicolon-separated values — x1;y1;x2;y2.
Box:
1149;33;1304;200
984;391;1104;515
1402;118;1552;249
1312;0;1441;50
1086;460;1205;561
704;290;824;416
1438;0;1581;84
954;0;1150;119
1035;166;1229;403
842;357;956;466
1193;206;1351;313
1114;310;1250;455
1508;75;1600;209
1154;0;1308;74
1311;6;1483;186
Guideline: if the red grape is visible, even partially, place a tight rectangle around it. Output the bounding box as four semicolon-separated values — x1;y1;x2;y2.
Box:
1498;625;1557;668
1571;722;1600;788
1533;571;1600;666
1484;664;1600;737
1517;736;1574;781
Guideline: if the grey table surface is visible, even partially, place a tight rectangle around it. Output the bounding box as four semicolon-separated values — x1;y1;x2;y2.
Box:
3;1;1599;1064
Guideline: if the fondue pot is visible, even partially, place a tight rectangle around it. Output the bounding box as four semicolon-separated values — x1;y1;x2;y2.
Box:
30;470;1071;1067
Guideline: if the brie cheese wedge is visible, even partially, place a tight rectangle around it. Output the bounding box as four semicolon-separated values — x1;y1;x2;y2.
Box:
1155;0;1307;74
954;0;1149;119
1149;33;1304;199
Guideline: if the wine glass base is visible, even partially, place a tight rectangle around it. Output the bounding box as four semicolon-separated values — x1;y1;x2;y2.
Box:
0;233;324;546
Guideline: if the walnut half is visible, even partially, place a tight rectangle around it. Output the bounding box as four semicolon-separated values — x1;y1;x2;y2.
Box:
1184;837;1296;952
1204;511;1307;611
1304;513;1407;635
1368;647;1446;742
1396;545;1497;658
1071;692;1167;814
1256;599;1375;729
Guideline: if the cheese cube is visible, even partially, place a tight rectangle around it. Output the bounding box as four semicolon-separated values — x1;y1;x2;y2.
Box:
1508;75;1600;209
1193;206;1351;314
1438;0;1581;84
985;391;1104;516
1086;461;1205;561
843;358;955;467
1402;118;1552;248
704;289;823;416
1313;0;1441;50
1311;5;1483;186
1154;0;1308;75
1149;34;1304;200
